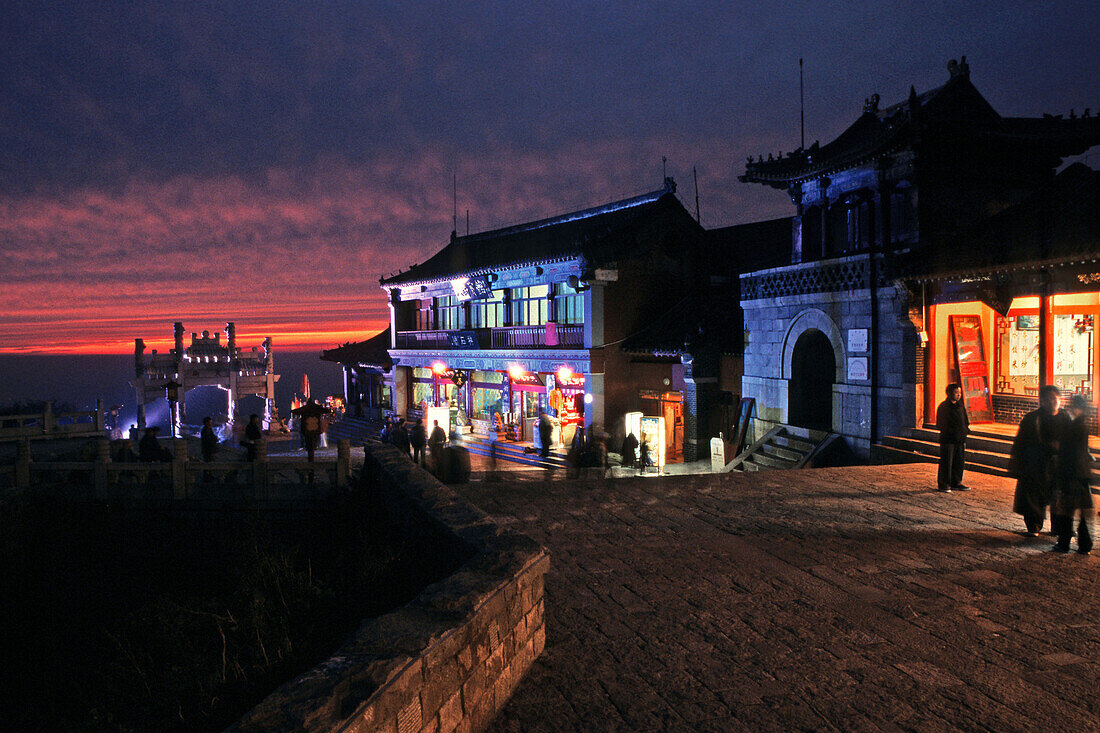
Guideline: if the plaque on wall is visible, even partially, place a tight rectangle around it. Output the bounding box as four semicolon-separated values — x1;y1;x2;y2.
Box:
848;357;868;381
950;315;993;423
848;328;868;353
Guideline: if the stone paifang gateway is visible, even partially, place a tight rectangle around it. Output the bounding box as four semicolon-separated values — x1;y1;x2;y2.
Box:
131;322;279;431
738;58;1100;458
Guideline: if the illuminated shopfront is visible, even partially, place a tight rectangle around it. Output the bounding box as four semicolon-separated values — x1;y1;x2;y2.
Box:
927;292;1099;432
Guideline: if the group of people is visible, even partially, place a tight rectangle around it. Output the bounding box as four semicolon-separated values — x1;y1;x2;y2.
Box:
381;415;449;468
938;383;1094;555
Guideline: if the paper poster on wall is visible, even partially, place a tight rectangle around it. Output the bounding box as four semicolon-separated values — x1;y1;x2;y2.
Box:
950;315;993;423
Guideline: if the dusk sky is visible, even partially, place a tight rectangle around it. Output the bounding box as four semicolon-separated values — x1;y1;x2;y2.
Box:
3;2;1098;355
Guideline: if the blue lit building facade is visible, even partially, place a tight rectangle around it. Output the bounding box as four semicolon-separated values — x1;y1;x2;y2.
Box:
378;179;723;460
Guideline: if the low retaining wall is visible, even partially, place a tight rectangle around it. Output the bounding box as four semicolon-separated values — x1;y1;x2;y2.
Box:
231;444;549;733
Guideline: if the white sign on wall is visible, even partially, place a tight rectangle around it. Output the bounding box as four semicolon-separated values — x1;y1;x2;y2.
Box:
848;328;868;353
848;357;869;381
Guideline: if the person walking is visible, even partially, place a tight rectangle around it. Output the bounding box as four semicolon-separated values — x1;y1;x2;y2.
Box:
936;383;970;492
538;411;553;459
638;432;653;474
1050;394;1094;554
1009;385;1069;536
410;419;427;465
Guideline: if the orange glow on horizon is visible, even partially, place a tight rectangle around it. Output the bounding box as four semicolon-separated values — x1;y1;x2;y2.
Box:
0;322;389;356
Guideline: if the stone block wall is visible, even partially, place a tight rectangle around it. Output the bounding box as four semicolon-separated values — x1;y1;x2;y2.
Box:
740;265;918;460
231;445;549;733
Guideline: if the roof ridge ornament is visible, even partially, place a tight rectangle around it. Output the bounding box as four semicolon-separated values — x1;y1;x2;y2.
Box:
863;93;880;114
947;55;970;79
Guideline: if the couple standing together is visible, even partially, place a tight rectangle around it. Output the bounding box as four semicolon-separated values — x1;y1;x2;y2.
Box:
938;383;1093;554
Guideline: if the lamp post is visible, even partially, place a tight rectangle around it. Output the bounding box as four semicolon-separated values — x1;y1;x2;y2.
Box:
163;379;182;438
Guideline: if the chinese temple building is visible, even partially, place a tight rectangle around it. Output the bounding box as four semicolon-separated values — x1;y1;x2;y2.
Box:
378;178;736;461
738;57;1100;458
320;328;393;420
131;322;278;431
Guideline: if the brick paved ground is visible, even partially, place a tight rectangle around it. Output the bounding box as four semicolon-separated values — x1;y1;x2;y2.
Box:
454;464;1099;732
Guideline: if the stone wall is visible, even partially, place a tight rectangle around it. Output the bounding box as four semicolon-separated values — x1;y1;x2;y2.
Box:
231;444;549;733
740;258;918;460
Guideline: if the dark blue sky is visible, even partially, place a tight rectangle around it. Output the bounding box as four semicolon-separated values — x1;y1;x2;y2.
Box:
2;1;1097;353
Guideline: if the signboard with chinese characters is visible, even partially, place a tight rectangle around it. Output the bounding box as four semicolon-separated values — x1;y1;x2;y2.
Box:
848;328;868;353
451;275;492;301
447;331;479;349
509;371;545;392
950;315;993;422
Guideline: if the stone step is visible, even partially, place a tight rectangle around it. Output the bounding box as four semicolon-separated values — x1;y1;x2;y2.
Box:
871;444;1013;479
749;451;799;470
771;433;815;454
760;441;805;463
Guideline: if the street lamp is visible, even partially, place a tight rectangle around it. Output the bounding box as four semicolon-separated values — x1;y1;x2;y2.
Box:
163;378;182;438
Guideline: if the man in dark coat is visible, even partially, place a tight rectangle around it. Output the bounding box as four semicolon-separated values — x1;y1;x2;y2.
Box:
1050;394;1094;554
138;427;170;462
410;419;427;465
935;383;970;492
1009;385;1069;536
200;417;218;462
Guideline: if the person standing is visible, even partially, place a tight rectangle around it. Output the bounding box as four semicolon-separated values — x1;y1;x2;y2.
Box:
1009;385;1069;536
391;418;411;458
243;414;262;462
621;431;639;470
936;383;970;492
1050;394;1094;554
410;419;427;465
428;419;447;472
201;416;218;481
638;432;652;474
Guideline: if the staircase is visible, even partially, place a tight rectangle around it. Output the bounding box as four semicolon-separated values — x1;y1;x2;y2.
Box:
723;425;839;472
873;425;1100;483
326;416;382;447
460;433;570;470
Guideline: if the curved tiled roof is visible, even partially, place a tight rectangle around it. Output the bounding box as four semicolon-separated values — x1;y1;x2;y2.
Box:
380;180;697;287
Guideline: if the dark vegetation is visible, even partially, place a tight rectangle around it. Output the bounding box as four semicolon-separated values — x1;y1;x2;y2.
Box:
0;481;471;732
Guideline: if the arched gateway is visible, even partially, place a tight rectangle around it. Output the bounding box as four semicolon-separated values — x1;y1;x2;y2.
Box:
789;329;836;431
131;322;279;432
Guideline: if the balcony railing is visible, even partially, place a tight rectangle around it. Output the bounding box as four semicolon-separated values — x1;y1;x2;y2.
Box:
395;325;584;350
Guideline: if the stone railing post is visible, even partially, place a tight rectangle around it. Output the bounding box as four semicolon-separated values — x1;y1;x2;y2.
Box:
336;439;350;487
43;402;55;436
94;437;111;499
253;439;268;499
15;439;31;488
172;437;188;499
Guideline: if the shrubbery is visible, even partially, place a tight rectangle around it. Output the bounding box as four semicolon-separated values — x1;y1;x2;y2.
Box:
0;482;468;731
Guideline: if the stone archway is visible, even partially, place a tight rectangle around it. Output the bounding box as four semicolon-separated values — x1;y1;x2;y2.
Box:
789;329;836;431
781;309;845;431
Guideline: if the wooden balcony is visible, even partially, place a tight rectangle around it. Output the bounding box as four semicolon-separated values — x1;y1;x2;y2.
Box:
395;325;584;350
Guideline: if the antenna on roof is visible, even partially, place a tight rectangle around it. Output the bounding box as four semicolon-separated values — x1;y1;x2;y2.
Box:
466;208;469;236
693;166;700;224
662;156;667;181
799;58;805;150
452;173;457;237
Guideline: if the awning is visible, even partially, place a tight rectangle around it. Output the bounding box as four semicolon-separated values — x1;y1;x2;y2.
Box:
510;371;546;393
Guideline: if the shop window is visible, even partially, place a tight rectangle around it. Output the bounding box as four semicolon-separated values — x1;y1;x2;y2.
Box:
510;285;549;326
553;282;585;325
471;370;506;419
995;313;1039;396
434;295;461;330
1054;313;1094;397
470;289;505;328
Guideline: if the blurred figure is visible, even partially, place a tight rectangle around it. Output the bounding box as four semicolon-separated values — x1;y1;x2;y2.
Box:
1051;394;1094;554
1009;385;1068;535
